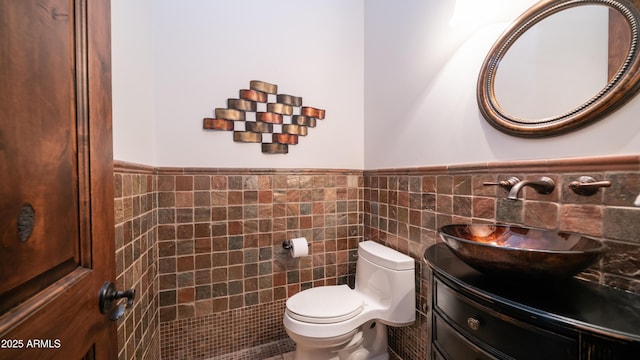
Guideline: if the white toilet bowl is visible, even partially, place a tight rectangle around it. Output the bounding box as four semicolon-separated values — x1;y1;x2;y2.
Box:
285;319;388;360
283;241;415;360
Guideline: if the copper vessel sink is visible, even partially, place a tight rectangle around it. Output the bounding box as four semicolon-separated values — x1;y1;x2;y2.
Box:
438;224;607;278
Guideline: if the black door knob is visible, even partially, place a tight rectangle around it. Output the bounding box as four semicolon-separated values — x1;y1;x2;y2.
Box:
98;281;135;321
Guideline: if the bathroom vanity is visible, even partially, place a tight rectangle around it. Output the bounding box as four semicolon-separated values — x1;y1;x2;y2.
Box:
424;244;640;360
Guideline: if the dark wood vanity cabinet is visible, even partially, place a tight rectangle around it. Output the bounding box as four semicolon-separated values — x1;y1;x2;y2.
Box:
425;244;640;360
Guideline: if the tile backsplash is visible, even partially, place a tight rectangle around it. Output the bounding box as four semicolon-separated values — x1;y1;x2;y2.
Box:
364;156;640;359
114;155;640;360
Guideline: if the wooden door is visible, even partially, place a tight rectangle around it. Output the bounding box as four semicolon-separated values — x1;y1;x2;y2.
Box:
0;0;117;359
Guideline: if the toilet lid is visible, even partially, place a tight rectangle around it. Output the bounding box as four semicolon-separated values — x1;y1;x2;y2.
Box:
286;285;364;324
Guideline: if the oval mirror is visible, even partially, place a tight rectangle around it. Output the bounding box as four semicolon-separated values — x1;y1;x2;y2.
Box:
477;0;640;137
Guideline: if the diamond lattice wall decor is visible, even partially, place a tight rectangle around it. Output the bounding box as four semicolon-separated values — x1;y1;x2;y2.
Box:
203;80;326;154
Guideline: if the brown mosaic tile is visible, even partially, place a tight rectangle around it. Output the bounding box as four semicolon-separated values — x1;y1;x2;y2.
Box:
452;196;472;217
495;198;523;223
603;173;640;206
114;156;640;360
603;207;640;243
453;175;472;195
436;175;453;194
559;204;603;236
523;201;559;229
472;196;495;220
147;169;363;358
113;163;160;360
436;194;453;214
365;156;640;360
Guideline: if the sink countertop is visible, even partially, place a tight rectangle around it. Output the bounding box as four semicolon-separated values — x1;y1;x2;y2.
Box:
425;243;640;343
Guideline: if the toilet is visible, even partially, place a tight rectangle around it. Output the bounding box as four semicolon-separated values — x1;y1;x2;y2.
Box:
283;241;415;360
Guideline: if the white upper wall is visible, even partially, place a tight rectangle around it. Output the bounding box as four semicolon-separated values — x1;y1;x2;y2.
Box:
112;0;640;170
364;0;640;169
113;0;364;169
111;0;157;165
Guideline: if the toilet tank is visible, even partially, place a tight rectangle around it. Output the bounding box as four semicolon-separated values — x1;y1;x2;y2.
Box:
355;241;415;325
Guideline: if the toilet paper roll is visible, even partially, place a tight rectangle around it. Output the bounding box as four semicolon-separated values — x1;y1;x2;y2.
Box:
289;237;309;258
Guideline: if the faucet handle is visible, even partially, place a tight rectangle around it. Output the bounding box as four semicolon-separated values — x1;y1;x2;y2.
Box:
568;176;611;196
483;177;520;189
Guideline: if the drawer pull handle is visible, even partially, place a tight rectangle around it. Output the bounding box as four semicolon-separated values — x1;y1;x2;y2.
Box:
467;317;481;331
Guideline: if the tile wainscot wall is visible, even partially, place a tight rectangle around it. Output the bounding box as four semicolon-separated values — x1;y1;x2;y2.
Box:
113;155;640;360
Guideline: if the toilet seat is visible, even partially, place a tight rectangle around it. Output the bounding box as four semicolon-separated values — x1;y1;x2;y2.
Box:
286;285;364;324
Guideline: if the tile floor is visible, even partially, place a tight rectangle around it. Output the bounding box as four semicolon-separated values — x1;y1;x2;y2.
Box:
209;337;403;360
208;338;295;360
263;351;295;360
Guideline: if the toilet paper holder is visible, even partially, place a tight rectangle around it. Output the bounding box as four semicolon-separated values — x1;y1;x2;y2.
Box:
282;239;310;250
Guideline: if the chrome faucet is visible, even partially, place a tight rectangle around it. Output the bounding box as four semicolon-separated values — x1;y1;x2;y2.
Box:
507;177;555;200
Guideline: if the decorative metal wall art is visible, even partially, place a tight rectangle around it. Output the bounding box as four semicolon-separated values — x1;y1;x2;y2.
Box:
203;80;326;154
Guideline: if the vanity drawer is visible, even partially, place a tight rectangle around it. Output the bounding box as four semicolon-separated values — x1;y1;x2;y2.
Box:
434;279;577;360
433;314;497;360
432;346;446;360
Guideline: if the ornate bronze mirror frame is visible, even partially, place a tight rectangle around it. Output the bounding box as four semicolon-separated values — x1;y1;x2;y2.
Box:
477;0;640;137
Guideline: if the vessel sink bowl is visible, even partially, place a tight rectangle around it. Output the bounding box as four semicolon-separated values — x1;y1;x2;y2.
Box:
438;224;607;278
